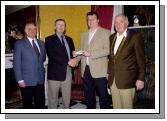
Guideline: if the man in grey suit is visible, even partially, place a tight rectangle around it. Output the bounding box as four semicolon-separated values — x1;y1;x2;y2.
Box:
13;22;46;109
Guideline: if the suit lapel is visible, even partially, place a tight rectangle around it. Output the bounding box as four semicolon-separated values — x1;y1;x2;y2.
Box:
36;39;43;58
54;34;69;60
84;32;89;50
24;37;34;54
54;34;63;46
114;36;127;59
89;28;99;46
24;37;42;60
112;30;130;59
111;34;117;58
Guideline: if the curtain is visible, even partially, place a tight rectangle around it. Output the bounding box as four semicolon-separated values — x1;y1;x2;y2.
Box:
91;5;114;30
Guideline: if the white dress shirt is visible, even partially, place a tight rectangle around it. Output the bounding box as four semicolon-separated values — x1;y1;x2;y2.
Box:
114;29;127;55
27;37;41;53
86;28;98;65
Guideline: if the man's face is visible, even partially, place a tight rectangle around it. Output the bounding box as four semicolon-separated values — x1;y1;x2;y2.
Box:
25;24;37;39
87;14;99;29
55;21;66;34
115;16;128;34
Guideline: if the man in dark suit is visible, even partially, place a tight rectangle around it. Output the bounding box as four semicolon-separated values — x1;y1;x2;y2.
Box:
13;22;46;109
108;14;145;109
45;19;75;109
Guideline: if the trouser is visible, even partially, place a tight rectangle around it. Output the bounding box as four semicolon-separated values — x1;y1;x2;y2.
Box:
110;78;135;109
48;66;72;109
20;84;45;109
83;65;110;109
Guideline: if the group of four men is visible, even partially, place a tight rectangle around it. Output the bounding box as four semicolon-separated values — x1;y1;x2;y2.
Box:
13;11;145;109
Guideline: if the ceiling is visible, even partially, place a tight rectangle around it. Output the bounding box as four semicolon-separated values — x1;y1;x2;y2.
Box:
5;5;30;15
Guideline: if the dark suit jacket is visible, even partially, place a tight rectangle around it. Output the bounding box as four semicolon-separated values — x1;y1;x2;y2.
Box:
45;34;75;81
108;30;145;89
13;37;46;86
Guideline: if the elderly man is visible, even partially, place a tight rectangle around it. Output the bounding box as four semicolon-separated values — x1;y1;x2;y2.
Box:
108;14;145;109
13;22;46;109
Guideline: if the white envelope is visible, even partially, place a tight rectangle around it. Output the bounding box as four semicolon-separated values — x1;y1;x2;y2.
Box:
74;50;83;55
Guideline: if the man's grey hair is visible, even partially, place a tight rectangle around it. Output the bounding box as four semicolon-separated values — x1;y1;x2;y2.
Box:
114;14;129;25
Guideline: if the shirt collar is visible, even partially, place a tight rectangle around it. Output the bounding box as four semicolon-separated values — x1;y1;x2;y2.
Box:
116;29;127;38
56;33;64;39
89;27;99;33
27;37;37;44
27;37;36;41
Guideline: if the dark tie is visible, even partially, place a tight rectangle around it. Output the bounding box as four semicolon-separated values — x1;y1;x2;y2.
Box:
32;40;40;58
61;35;65;46
61;35;69;60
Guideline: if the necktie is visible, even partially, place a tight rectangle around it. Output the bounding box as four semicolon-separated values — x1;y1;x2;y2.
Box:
61;35;69;61
32;40;40;58
61;35;65;46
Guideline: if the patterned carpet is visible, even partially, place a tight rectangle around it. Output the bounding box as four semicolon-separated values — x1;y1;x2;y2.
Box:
6;96;112;109
5;95;154;109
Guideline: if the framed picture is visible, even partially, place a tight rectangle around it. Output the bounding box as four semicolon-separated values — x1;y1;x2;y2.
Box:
5;5;38;54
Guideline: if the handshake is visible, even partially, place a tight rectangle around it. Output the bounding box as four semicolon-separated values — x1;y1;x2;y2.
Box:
68;58;77;67
68;50;91;67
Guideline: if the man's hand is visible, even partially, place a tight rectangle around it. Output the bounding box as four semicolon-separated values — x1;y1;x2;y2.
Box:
73;50;84;57
136;80;144;91
68;58;77;67
18;80;26;88
83;50;91;57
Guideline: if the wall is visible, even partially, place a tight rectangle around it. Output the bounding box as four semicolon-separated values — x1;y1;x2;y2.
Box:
39;5;90;48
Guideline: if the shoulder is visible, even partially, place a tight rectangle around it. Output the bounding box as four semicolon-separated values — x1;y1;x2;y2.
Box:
15;38;26;46
97;27;111;38
127;30;143;44
37;39;45;45
65;35;72;41
45;34;56;41
109;33;116;41
80;31;88;38
128;29;141;37
99;27;110;34
65;35;74;45
110;32;116;37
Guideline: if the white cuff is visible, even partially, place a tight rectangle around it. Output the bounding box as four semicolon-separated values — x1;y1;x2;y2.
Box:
18;80;24;83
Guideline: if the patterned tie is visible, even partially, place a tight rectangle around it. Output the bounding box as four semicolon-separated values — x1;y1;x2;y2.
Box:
32;40;40;58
